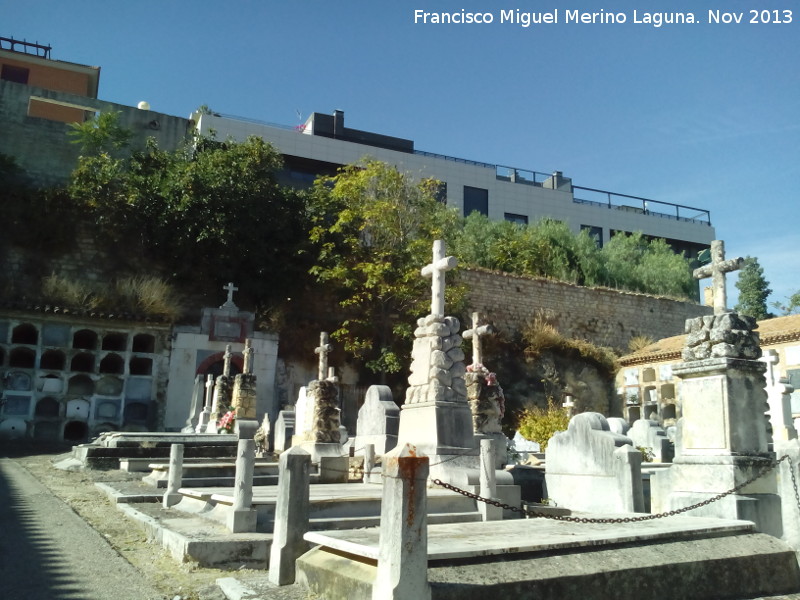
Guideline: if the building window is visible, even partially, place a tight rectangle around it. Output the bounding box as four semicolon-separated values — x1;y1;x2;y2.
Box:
463;186;488;217
426;179;447;204
504;213;528;225
1;64;29;84
581;225;603;248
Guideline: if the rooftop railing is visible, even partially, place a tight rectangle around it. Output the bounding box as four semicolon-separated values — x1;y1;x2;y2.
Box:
572;185;712;226
0;36;51;59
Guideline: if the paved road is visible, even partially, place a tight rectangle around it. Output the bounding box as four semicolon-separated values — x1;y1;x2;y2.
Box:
0;457;166;600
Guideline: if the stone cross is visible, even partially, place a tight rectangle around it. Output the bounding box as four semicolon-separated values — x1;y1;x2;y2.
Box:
562;394;575;418
421;239;457;317
223;344;233;377
693;240;745;315
242;339;254;374
221;281;239;308
463;311;496;366
314;332;333;381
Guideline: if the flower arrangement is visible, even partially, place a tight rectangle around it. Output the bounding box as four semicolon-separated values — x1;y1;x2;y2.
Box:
218;410;236;433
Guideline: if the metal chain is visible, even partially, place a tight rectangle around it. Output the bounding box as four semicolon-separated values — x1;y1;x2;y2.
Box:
433;454;795;524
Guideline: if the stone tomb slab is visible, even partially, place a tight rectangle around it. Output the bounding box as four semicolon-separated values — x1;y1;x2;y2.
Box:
302;514;753;562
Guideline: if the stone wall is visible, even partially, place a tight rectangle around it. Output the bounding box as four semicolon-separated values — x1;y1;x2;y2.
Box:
0;79;191;186
461;269;712;351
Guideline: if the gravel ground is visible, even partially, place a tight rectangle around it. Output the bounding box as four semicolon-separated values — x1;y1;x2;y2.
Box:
0;441;313;600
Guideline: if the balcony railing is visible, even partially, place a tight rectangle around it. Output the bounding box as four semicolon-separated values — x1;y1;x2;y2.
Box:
572;186;712;226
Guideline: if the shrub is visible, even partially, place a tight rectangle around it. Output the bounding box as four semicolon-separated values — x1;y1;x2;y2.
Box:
516;398;570;452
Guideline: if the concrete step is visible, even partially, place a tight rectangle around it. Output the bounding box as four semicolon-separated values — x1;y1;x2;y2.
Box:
73;443;239;469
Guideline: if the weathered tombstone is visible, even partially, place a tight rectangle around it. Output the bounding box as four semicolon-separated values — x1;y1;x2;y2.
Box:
269;446;311;586
627;419;674;463
182;375;204;433
353;385;399;455
372;444;431;600
210;344;234;429
761;350;797;444
545;412;644;513
607;417;631;436
232;339;259;439
274;409;295;452
254;413;271;454
478;438;502;521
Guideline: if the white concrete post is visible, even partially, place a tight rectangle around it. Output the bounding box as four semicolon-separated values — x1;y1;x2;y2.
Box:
479;438;503;521
268;446;311;586
372;443;431;600
162;443;184;508
363;443;375;483
227;439;257;532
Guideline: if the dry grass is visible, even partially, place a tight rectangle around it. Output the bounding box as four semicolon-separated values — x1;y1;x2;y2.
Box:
628;334;656;353
40;274;182;319
523;314;619;377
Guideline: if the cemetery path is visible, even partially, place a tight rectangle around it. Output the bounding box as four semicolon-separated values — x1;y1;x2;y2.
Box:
0;444;231;600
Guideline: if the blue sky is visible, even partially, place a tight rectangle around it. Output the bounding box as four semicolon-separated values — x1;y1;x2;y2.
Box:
7;0;799;308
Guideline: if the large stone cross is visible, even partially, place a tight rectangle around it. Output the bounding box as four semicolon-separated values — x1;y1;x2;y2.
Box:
242;339;254;374
421;239;457;317
463;311;496;366
693;240;744;315
222;282;239;308
314;332;333;381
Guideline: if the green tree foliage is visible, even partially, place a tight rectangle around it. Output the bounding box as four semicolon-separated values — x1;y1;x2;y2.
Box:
67;110;132;155
772;290;800;315
67;135;309;309
735;256;773;320
451;215;694;298
307;160;462;378
516;398;570;452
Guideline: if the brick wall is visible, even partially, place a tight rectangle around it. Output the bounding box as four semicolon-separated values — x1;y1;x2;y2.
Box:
461;269;712;351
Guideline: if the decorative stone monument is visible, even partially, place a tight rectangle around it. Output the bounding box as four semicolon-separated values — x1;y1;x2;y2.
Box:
181;375;204;433
464;311;507;469
353;385;400;455
293;333;343;463
654;241;781;535
627;419;674;463
209;344;234;430
232;339;259;439
397;240;478;484
195;374;215;433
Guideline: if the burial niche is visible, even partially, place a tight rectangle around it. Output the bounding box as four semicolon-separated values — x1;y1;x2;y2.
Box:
102;332;128;352
67;374;94;396
63;420;88;442
11;323;38;345
95;401;118;420
99;353;124;374
96;376;123;396
5;371;32;391
71;352;95;373
9;347;35;368
132;334;155;353
35;397;60;418
124;402;149;423
40;349;66;370
72;329;98;350
66;398;90;420
34;421;60;441
129;357;152;376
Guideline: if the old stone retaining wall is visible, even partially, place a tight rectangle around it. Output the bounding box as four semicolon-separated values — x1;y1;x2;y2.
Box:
461;269;712;351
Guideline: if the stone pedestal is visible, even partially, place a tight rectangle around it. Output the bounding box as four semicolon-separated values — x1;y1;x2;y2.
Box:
658;356;780;535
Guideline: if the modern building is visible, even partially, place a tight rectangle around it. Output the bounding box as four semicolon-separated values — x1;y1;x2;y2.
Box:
0;37;190;186
193;109;716;256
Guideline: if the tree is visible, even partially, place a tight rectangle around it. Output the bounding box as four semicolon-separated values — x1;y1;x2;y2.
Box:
307;159;462;379
773;290;800;315
67;111;132;155
735;256;772;320
67;135;309;310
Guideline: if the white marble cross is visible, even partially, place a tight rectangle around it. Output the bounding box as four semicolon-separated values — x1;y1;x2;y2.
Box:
223;344;233;377
421;239;457;317
222;282;239;308
693;240;744;315
562;394;575;417
315;332;333;381
463;311;496;366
